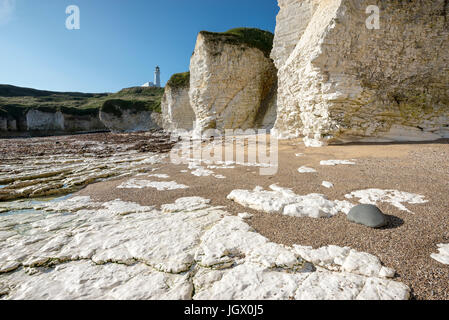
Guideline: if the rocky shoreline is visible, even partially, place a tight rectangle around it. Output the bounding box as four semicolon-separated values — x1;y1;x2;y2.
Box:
1;0;448;301
0;133;448;300
0;132;176;201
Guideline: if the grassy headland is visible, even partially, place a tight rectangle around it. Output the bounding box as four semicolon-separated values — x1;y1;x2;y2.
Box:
0;84;164;119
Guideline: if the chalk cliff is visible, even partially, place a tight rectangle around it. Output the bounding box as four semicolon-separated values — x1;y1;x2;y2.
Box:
0;109;106;134
0;85;166;135
189;28;278;134
26;110;65;131
272;0;449;146
161;72;196;132
62;112;106;132
0;117;17;132
99;100;161;133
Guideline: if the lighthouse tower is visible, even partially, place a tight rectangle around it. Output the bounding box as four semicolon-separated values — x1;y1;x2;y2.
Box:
154;66;161;88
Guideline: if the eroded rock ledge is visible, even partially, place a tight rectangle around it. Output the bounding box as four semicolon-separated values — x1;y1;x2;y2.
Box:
272;0;449;146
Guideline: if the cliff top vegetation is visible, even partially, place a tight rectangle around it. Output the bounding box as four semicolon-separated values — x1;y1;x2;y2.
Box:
166;72;190;89
0;85;164;118
200;27;274;58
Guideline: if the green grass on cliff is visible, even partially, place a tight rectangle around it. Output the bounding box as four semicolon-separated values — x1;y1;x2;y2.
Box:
199;28;274;58
166;72;190;89
101;95;163;117
101;87;165;114
0;85;164;119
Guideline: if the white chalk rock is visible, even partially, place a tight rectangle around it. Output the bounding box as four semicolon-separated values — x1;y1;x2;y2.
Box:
298;166;317;173
271;0;449;145
228;184;354;218
189;29;277;134
345;189;428;213
117;179;189;191
320;160;356;166
0;195;409;300
431;244;449;265
161;72;196;132
238;212;253;219
322;181;334;189
293;245;396;279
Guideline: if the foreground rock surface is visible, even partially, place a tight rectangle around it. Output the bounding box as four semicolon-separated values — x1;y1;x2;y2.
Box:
0;195;409;300
272;0;449;145
189;29;278;134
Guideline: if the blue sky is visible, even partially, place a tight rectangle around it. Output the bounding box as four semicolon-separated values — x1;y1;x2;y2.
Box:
0;0;278;93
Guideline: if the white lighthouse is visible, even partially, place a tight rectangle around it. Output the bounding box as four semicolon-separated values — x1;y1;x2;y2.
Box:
154;66;161;88
141;66;161;88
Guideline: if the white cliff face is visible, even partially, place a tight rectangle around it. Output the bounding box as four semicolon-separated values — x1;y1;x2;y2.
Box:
26;110;65;131
100;109;160;133
161;85;196;132
272;0;449;145
189;32;278;134
25;110;105;133
271;0;319;71
62;113;105;132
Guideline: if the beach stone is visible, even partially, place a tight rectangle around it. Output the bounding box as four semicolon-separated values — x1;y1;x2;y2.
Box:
347;204;387;228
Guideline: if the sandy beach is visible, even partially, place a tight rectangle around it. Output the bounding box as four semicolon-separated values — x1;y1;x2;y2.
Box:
71;136;449;300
